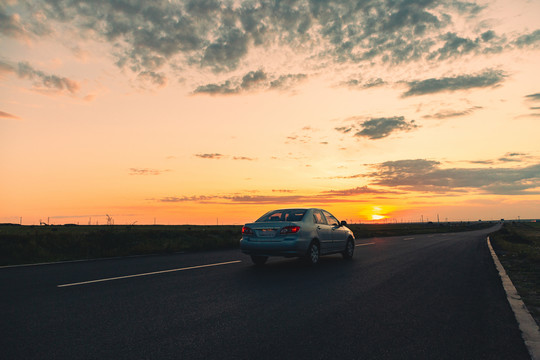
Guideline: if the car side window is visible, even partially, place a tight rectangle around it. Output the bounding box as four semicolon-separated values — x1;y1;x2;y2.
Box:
313;210;327;224
323;211;339;226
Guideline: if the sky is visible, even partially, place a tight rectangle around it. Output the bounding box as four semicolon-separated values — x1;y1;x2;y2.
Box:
1;0;539;225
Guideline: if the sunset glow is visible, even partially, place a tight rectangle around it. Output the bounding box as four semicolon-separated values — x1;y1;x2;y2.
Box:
1;0;539;225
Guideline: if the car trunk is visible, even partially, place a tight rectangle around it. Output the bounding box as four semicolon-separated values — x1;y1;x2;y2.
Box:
246;221;295;241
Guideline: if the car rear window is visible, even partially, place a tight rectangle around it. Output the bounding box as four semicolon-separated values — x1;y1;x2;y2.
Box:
256;209;306;222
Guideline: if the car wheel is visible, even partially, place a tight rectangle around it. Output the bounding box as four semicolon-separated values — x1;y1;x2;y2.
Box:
305;241;320;265
342;238;354;259
251;255;268;266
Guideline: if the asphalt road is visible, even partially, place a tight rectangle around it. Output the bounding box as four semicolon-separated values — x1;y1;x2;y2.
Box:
1;225;531;359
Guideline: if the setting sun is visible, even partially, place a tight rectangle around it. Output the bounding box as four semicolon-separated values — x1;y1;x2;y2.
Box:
371;215;386;221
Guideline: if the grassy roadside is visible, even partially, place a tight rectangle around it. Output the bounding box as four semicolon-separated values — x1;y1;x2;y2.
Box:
0;225;242;266
490;222;540;326
0;221;495;266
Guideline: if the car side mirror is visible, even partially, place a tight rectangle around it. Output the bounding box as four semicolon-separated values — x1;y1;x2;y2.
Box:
340;220;347;226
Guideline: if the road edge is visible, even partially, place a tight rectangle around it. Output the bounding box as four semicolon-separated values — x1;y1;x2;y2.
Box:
487;236;540;360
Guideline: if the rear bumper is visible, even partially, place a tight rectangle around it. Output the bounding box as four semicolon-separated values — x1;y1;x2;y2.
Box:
240;237;310;257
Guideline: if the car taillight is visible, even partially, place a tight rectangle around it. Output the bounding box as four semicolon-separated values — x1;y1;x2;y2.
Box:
280;226;300;235
242;226;254;235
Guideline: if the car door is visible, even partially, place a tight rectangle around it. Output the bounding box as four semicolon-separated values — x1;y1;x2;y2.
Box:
313;209;332;254
323;210;347;251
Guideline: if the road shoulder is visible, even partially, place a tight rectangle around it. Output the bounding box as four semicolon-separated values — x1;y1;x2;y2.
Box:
488;236;540;360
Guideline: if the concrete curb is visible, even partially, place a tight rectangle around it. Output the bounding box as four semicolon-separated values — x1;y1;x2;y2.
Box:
487;236;540;360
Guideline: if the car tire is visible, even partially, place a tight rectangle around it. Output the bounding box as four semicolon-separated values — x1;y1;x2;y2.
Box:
251;255;268;266
342;238;354;259
304;241;320;265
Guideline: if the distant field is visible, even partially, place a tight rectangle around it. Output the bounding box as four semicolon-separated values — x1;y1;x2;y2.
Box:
346;221;494;238
0;222;495;266
490;222;540;326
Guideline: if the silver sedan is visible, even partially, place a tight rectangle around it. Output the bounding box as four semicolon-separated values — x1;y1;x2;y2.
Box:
240;208;355;265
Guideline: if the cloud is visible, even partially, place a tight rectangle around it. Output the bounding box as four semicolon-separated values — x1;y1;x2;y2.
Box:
498;152;528;163
335;116;419;140
0;6;27;38
355;117;419;139
16;62;80;93
193;70;306;95
129;168;170;175
158;156;540;204
317;173;364;180
3;0;521;85
192;80;238;95
321;186;392;196
158;193;367;204
514;29;540;48
0;110;21;120
422;106;482;119
160;195;217;202
468;160;494;165
194;153;225;159
367;159;540;195
343;77;386;89
362;78;386;88
498;157;521;163
269;74;308;90
335;126;353;134
0;60;80;95
285;134;311;144
428;32;479;61
202;28;249;72
505;153;527;157
240;69;267;89
137;71;168;88
335;115;419;140
523;92;540;117
193;153;256;160
192;69;269;95
157;185;396;205
525;93;540;101
233;156;256;161
403;69;506;97
453;0;486;15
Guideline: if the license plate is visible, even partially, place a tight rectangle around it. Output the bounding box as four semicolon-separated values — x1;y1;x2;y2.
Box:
258;229;275;237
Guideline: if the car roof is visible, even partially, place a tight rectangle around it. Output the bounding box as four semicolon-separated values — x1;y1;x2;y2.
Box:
269;208;317;211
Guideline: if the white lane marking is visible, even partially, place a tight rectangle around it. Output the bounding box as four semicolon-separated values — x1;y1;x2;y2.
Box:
0;252;187;269
57;260;242;288
403;237;415;241
356;242;375;247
